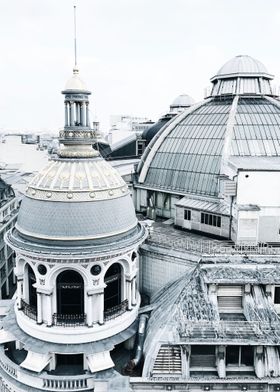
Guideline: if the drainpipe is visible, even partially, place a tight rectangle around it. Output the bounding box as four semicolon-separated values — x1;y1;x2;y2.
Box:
228;174;238;240
229;195;234;240
124;314;149;373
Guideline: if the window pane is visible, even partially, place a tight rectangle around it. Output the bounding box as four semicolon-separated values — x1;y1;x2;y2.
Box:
226;346;239;365
274;287;280;304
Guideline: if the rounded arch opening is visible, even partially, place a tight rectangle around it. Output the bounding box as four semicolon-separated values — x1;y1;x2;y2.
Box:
104;263;123;312
27;264;37;308
56;270;84;316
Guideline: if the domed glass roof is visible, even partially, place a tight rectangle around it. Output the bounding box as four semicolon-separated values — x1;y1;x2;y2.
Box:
209;55;274;97
138;56;280;198
170;94;195;109
211;55;273;81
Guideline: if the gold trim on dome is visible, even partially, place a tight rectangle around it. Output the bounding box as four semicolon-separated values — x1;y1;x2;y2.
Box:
26;186;129;202
29;160;126;192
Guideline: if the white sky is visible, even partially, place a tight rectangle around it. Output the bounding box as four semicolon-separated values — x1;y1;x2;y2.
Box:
1;0;280;133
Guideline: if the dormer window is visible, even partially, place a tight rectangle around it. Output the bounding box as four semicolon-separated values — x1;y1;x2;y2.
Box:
217;285;243;314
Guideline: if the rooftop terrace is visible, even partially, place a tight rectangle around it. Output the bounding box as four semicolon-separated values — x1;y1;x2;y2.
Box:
145;220;280;258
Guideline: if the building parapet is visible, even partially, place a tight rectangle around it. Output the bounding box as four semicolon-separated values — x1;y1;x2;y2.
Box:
148;229;280;257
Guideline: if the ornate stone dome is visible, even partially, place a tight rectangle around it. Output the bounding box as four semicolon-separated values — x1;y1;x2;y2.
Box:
16;156;138;241
12;65;142;243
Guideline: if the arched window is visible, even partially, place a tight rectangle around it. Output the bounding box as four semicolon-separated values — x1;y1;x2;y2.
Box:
56;270;84;316
104;263;122;311
27;265;37;308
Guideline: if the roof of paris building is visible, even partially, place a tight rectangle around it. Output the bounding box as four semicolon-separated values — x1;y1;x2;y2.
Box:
137;55;280;198
211;54;273;81
142;263;280;378
10;67;145;247
142;94;195;144
15;155;139;242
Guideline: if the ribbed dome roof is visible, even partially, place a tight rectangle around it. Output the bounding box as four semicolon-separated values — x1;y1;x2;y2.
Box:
170;94;195;108
64;67;89;91
138;92;280;197
16;156;138;241
211;55;273;81
26;158;127;200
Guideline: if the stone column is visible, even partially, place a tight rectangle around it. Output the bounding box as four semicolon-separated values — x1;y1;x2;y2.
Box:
70;102;75;126
75;103;79;125
255;346;265;378
81;102;86;126
65;102;69;127
99;292;104;325
126;279;132;310
76;103;80;125
37;292;43;324
17;277;23;309
86;102;89;127
46;294;52;326
217;346;226;378
131;277;136;306
181;346;190;378
87;294;93;327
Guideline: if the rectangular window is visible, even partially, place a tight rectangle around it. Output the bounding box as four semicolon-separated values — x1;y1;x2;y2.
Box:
226;346;253;366
217;285;243;313
184;209;191;221
190;345;216;368
200;212;221;227
137;141;145;156
274;287;280;304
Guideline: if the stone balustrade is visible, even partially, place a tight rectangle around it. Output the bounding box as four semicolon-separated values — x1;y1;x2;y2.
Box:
0;346;94;391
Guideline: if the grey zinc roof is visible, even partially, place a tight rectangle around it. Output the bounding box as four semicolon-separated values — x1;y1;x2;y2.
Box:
16;193;137;240
176;196;229;215
142;264;280;376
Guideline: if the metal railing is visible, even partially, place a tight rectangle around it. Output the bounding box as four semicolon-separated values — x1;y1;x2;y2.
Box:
148;230;280;256
0;345;93;391
52;313;86;327
104;299;128;321
42;378;88;390
21;299;37;321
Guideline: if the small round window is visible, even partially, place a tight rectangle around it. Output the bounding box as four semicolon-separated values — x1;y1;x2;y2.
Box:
91;265;102;276
37;264;47;275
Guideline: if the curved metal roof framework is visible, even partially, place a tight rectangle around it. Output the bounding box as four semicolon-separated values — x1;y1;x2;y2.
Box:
138;55;280;198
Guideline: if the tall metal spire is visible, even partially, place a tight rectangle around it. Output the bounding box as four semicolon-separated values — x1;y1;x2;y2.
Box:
74;5;77;67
